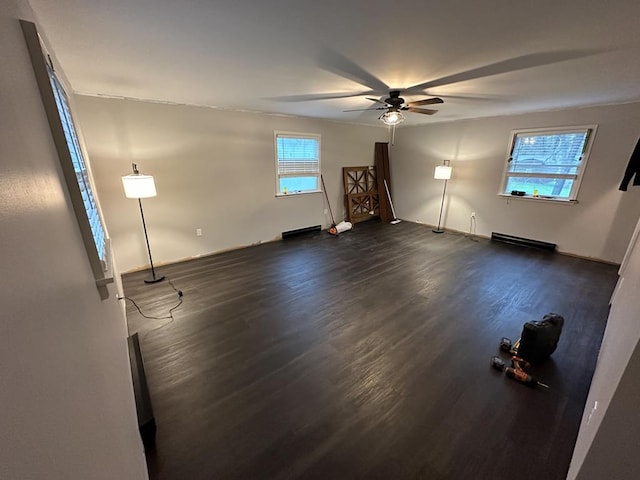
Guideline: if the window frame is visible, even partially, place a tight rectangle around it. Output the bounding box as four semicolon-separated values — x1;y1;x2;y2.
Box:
499;125;597;202
21;20;113;288
274;131;322;197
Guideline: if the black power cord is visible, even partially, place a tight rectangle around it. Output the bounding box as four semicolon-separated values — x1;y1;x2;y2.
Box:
465;215;479;242
123;278;184;337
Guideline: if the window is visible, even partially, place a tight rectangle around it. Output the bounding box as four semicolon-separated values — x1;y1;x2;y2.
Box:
48;63;108;263
275;132;321;195
21;20;111;286
501;126;596;201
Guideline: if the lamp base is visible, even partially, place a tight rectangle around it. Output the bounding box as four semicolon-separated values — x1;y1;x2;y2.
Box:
144;275;165;284
432;228;445;234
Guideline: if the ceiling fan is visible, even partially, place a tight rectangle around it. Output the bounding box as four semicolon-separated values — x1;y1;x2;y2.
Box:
270;49;597;126
344;90;444;125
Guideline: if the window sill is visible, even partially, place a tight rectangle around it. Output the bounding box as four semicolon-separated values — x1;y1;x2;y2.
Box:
276;190;322;198
96;275;115;287
498;194;577;205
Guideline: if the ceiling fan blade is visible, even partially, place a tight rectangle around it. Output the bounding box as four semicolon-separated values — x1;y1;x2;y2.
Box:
344;107;387;112
403;49;601;93
431;93;509;102
407;97;444;107
318;49;389;92
366;97;390;106
407;107;438;115
270;90;376;102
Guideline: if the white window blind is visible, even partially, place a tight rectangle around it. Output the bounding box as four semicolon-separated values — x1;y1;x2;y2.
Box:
275;133;321;195
276;135;319;174
48;62;107;263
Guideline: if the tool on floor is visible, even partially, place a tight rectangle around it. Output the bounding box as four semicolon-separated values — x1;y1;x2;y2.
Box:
499;313;565;362
500;337;520;355
505;356;549;389
500;337;512;352
320;174;338;235
490;356;505;371
511;356;530;370
383;179;401;225
517;313;564;363
509;339;520;356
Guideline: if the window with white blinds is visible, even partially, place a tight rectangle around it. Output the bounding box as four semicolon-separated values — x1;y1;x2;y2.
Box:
501;126;596;201
275;132;321;195
21;19;111;287
47;63;107;262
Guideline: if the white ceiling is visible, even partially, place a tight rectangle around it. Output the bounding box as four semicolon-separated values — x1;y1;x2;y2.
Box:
28;0;640;126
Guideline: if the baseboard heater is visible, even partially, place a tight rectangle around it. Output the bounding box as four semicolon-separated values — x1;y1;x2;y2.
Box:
128;332;156;449
491;232;557;251
282;225;321;240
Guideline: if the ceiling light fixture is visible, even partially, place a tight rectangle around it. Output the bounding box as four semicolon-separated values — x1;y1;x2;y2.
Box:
379;110;405;126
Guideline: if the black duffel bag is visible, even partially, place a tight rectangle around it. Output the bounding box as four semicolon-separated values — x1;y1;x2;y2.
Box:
517;313;564;363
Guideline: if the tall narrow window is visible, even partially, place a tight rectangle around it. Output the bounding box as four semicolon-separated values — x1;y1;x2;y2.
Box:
21;20;111;286
275;132;321;195
501;126;596;201
47;63;107;263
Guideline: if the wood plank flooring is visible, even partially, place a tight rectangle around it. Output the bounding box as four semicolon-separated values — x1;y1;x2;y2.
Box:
122;220;618;480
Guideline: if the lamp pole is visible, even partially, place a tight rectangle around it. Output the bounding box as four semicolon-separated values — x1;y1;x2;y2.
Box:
137;196;164;284
122;163;165;284
433;177;448;234
433;160;452;234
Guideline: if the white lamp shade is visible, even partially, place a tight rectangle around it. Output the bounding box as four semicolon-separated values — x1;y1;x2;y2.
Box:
122;174;157;198
434;165;452;180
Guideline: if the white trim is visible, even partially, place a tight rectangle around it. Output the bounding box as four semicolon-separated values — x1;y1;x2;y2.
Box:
497;193;577;204
274;131;321;196
275;190;322;198
21;20;112;290
499;124;598;201
619;214;640;276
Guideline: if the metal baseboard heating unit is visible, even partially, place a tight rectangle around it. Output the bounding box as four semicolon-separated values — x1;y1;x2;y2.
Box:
128;332;156;449
491;232;557;251
282;225;321;240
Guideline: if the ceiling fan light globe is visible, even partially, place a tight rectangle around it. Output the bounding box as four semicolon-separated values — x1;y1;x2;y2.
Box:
380;110;405;126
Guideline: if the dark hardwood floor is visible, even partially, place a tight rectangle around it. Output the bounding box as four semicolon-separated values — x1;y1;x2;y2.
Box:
123;220;618;480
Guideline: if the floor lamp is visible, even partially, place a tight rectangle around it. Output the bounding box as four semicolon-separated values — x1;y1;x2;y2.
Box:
433;160;452;234
122;163;165;284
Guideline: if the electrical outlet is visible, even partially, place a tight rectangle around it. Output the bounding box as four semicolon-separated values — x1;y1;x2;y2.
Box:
196;228;202;237
587;400;598;424
471;212;476;219
324;208;328;214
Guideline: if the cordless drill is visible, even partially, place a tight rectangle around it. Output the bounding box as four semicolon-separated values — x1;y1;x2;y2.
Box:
505;356;549;388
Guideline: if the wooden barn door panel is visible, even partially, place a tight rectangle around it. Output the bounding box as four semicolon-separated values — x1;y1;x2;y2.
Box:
343;166;379;224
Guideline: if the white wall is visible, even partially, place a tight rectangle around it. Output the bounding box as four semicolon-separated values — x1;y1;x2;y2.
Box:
391;104;640;263
574;342;640;479
0;2;148;479
568;213;640;479
74;95;388;272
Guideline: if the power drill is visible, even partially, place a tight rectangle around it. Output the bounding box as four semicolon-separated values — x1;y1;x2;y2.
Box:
505;356;549;388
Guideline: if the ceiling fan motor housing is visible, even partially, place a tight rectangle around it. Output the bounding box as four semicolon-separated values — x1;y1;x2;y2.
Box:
385;90;404;109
